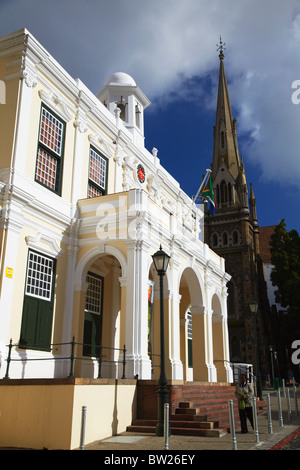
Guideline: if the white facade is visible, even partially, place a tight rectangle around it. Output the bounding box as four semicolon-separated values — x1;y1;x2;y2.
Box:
0;29;232;383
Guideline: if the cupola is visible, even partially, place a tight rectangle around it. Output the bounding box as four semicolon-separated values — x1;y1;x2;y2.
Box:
97;72;150;147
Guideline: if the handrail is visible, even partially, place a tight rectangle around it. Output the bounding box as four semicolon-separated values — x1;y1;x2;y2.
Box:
3;338;126;380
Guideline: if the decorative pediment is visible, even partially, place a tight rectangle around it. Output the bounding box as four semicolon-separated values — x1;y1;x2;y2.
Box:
39;90;72;122
88;133;115;158
25;233;64;258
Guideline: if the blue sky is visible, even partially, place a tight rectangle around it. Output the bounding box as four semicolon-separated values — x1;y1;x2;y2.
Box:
1;0;300;233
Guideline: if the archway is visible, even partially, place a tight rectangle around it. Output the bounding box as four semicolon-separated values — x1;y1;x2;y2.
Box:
148;262;171;380
72;246;126;378
178;267;205;381
212;293;231;382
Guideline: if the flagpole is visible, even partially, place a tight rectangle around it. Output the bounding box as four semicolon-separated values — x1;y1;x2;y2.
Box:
182;169;211;226
192;169;211;204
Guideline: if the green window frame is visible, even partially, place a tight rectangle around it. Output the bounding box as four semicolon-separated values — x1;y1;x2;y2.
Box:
35;104;65;195
83;272;104;356
187;311;193;368
88;146;108;198
19;250;56;351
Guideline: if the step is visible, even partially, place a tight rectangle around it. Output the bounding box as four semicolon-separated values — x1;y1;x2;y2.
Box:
170;427;225;437
130;418;214;430
175;407;200;415
170;420;214;430
172;401;240;433
170;413;207;422
132;383;263;437
126;422;224;437
127;425;156;434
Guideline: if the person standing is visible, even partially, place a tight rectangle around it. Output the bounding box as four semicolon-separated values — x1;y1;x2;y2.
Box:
235;374;254;433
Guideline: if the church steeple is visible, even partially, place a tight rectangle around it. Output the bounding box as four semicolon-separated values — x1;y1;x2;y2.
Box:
204;42;270;375
211;39;247;209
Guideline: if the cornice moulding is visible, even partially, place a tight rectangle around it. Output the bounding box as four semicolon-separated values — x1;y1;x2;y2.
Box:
25;233;64;258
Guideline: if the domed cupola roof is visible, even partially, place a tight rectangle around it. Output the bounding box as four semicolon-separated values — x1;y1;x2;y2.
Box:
104;72;136;87
97;72;150;147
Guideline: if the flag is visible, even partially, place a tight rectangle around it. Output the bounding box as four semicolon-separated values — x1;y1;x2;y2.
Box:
201;176;216;215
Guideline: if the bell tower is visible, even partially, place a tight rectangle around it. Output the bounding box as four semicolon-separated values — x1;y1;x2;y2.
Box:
97;72;150;148
204;39;271;373
211;39;248;210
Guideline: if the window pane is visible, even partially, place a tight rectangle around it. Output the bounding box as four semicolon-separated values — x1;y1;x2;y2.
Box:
85;273;102;315
36;147;57;190
88;183;102;198
89;148;107;190
26;252;54;301
39;107;63;156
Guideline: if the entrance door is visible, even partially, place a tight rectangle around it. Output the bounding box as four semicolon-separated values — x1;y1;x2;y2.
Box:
20;250;56;351
187;311;193;380
83;272;103;356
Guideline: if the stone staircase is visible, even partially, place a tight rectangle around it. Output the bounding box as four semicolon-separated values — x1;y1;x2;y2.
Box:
126;382;266;437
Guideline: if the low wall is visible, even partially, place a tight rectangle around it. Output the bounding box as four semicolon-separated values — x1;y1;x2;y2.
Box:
0;378;137;450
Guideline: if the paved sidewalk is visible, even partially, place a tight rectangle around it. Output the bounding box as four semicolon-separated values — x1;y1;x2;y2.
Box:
83;391;300;451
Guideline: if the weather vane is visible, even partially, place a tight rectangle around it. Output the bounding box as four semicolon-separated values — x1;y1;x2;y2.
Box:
217;36;226;59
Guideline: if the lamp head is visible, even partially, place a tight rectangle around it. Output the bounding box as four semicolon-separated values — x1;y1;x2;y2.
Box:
152;245;170;275
249;300;258;314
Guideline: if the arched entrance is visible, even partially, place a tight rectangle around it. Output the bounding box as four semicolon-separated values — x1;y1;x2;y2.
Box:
212;293;232;382
178;267;207;381
72;246;127;378
147;262;171;380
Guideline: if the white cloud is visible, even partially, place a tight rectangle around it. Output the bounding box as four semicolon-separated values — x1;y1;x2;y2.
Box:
1;0;300;188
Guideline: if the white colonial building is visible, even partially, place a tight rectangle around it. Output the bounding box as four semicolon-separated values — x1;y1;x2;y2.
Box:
0;29;232;388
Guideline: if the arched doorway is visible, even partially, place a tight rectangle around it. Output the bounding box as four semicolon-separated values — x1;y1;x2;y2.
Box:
212;293;231;382
148;262;171;380
178;267;205;381
73;246;126;378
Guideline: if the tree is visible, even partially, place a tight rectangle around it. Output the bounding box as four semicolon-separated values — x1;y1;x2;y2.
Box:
270;219;300;341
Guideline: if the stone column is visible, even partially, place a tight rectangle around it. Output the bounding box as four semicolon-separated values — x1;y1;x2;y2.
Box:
190;305;217;382
72;281;88;377
111;262;121;378
167;254;183;379
0;219;23;376
212;314;232;382
124;239;152;379
168;289;183;380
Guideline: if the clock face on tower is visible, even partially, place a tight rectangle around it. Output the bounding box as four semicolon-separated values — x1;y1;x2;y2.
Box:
137;164;146;184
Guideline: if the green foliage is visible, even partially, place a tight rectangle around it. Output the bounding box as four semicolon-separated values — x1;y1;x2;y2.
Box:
270;219;300;340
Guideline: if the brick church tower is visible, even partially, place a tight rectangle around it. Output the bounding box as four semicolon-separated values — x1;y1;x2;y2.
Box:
203;41;272;384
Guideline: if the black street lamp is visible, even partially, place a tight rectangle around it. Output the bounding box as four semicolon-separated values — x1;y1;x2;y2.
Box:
152;245;170;437
249;300;263;400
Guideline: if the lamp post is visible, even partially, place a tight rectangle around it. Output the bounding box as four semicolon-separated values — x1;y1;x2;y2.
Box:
152;245;170;437
269;346;274;387
249;300;263;400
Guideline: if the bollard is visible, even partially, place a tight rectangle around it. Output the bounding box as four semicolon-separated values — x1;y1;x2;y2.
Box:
252;397;259;443
282;379;286;398
277;390;283;426
164;403;169;450
80;406;87;450
266;394;273;434
228;400;237;450
293;380;299;416
287;388;292;421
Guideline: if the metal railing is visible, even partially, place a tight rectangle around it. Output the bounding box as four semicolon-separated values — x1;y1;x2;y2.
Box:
3;337;126;380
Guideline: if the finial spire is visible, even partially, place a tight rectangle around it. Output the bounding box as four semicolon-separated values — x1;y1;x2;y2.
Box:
217;36;225;60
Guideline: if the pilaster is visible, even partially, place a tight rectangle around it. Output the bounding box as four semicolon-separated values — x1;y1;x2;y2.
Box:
168;258;183;380
124;239;152;379
190;305;216;382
